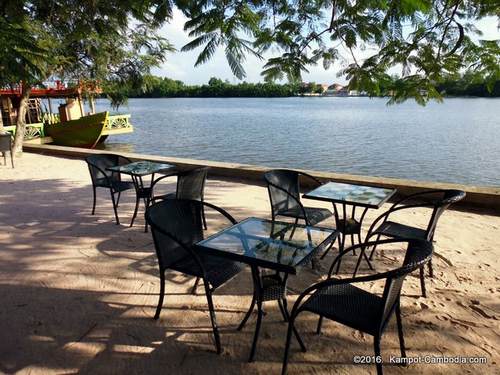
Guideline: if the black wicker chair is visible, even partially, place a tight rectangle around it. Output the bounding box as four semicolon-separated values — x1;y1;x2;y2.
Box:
264;169;332;226
151;166;209;228
145;199;245;354
85;154;135;225
355;190;465;297
0;133;14;168
282;239;433;375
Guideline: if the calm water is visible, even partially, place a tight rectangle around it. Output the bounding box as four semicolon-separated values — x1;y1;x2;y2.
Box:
95;97;500;186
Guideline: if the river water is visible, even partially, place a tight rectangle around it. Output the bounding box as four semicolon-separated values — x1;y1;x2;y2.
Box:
96;97;500;187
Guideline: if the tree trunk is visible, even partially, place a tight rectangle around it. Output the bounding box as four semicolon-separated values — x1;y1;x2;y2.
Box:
0;104;4;133
13;84;31;155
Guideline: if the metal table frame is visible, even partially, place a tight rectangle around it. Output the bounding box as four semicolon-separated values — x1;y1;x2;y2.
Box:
107;161;175;231
196;217;338;361
303;181;396;274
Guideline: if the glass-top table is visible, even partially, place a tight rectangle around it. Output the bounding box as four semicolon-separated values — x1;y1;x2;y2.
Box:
303;181;396;273
303;181;395;208
107;161;174;177
197;217;337;274
107;161;176;231
196;217;338;361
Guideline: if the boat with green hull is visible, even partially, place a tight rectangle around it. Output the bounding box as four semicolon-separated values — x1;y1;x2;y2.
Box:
45;112;108;148
1;82;133;147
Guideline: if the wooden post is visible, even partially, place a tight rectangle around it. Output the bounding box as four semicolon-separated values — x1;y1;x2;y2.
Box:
0;99;3;133
78;95;84;116
89;95;96;114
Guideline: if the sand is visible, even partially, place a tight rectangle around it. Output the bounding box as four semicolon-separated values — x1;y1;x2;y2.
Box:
0;153;498;375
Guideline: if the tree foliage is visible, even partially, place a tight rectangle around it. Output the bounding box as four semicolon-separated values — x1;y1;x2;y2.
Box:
120;75;300;97
0;0;175;152
176;0;500;104
116;73;499;98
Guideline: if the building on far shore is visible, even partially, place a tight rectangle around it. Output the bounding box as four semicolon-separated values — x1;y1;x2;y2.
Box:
323;83;365;97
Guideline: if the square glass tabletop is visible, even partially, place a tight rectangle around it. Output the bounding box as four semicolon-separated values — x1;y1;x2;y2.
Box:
196;217;338;274
107;161;175;177
303;181;396;208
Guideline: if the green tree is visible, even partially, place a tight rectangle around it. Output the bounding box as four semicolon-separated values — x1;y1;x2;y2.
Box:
1;0;173;154
178;0;499;105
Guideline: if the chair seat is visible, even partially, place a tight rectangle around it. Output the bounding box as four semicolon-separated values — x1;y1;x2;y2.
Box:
172;254;244;290
337;218;361;234
96;178;135;192
301;283;383;336
278;206;332;226
155;192;176;200
261;273;286;301
374;221;427;240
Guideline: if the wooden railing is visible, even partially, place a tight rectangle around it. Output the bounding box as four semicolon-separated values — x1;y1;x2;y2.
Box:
3;123;45;140
3;113;132;140
106;114;132;130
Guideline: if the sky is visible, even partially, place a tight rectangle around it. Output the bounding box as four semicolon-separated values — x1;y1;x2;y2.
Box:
152;8;500;85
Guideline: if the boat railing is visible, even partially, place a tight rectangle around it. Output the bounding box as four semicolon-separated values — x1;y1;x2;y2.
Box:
3;123;45;140
42;112;60;125
106;114;132;130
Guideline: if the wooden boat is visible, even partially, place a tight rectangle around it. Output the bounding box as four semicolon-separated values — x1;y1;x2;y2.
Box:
1;82;133;145
45;112;108;148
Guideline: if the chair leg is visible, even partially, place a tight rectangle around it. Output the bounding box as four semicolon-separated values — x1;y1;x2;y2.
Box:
374;335;383;375
278;298;288;322
204;281;222;354
238;293;256;331
320;234;336;260
130;195;140;227
396;303;406;359
202;204;207;230
110;190;120;225
116;191;122;207
281;318;295;375
3;152;6;166
428;259;434;278
10;151;14;168
316;316;323;335
282;297;289;322
288;218;299;240
419;266;427;298
368;233;382;260
248;300;263;361
91;186;97;215
154;272;166;320
191;276;200;295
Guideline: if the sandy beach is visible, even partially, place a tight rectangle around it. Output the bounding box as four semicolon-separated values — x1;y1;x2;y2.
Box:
0;152;498;375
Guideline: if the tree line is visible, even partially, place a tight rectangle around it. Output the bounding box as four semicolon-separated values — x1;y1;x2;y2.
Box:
115;75;500;98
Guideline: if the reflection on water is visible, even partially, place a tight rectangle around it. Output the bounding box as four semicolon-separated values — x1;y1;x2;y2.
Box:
96;97;500;186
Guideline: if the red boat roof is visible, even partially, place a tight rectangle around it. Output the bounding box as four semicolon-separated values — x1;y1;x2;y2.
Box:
0;81;101;98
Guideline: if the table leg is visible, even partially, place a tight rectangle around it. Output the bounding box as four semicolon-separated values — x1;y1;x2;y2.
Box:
130;175;142;227
248;266;263;362
143;173;156;232
238;266;294;362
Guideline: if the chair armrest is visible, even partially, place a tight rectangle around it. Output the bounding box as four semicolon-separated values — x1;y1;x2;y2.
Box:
390;190;449;209
291;266;400;319
202;201;238;225
365;202;435;242
298;171;323;187
327;238;412;276
150;172;181;200
118;155;133;165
